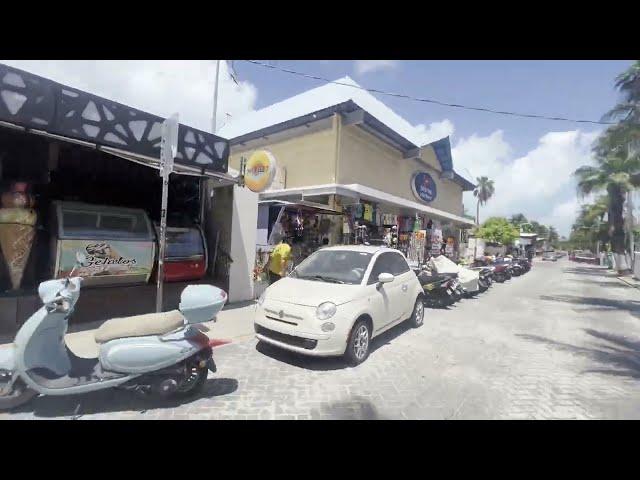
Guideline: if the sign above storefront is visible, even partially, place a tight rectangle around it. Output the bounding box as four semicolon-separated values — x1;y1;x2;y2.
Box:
411;172;437;203
244;150;277;192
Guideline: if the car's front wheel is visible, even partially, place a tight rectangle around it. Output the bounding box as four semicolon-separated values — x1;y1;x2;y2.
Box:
409;297;425;328
344;319;371;366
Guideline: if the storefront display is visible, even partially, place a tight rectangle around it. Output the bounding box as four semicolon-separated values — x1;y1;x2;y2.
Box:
257;201;342;276
0;182;37;290
51;201;156;287
405;229;427;265
430;224;444;256
445;236;455;257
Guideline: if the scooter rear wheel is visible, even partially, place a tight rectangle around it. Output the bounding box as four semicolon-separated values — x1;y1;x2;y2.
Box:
170;365;208;399
0;382;38;411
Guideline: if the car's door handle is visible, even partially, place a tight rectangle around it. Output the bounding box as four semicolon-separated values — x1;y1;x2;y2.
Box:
402;284;408;292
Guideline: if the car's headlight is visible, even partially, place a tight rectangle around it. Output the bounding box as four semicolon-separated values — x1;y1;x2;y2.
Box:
316;302;337;320
257;291;266;306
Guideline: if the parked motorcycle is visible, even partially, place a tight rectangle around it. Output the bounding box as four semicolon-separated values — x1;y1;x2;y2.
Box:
510;261;524;277
491;262;511;283
415;266;459;307
416;271;456;308
471;267;493;292
513;257;531;273
0;253;229;411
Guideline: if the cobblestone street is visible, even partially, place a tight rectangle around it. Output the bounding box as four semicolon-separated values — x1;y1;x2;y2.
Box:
3;258;640;420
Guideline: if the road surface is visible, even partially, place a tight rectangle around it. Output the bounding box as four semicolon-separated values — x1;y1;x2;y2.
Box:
3;258;640;420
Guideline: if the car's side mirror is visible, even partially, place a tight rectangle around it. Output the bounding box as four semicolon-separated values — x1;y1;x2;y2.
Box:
378;273;394;284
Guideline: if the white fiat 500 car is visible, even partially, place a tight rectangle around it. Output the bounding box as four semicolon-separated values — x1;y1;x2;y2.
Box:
255;245;425;365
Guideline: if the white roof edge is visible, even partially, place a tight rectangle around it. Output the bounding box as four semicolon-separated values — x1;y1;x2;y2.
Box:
217;76;434;147
260;183;475;227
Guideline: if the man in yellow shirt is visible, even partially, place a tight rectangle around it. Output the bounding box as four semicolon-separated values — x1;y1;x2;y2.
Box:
268;237;291;284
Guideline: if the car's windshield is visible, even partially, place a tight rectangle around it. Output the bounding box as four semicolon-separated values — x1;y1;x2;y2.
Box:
291;250;373;285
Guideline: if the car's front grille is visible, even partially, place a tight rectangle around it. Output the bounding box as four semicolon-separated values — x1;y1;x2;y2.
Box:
255;325;318;350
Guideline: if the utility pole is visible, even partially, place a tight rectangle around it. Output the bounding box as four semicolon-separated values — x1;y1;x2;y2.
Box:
212;60;221;134
628;190;634;267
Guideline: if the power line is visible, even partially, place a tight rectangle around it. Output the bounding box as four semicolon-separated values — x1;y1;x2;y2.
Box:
244;60;616;126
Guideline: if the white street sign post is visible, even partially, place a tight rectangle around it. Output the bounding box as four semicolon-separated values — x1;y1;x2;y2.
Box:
156;113;179;313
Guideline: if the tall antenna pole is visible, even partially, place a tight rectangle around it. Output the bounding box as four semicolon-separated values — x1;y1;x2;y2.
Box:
212;60;221;134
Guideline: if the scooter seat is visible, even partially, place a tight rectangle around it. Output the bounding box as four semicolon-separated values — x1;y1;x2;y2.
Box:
94;310;186;344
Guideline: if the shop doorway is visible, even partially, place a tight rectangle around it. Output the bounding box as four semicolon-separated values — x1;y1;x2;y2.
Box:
0;127;212;293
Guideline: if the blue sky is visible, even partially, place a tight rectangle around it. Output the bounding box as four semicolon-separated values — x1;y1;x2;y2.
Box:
234;60;630;165
2;60;633;237
230;60;633;235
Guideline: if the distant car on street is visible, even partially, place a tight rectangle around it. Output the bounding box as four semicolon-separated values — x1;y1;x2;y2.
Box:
255;245;425;365
543;252;557;261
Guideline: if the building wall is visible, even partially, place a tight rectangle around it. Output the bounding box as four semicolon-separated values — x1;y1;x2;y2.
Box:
228;126;338;188
228;184;259;302
337;125;464;216
202;183;234;293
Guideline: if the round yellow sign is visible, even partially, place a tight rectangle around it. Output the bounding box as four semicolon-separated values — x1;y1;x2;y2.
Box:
244;150;276;192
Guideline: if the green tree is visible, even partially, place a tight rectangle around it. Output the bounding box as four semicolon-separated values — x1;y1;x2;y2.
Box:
473;176;495;225
548;226;559;245
509;213;528;225
602;61;640;126
570;197;609;253
476;217;520;245
574;147;640;259
530;221;548;239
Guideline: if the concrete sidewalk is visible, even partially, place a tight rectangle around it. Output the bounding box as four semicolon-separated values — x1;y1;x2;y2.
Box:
0;300;258;358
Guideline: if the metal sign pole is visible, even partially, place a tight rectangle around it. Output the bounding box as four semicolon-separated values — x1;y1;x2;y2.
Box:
156;113;179;313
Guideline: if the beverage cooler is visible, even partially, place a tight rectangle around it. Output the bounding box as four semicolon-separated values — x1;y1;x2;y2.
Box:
157;226;207;282
50;201;156;287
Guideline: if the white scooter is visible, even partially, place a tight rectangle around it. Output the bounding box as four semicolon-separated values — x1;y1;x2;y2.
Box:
0;253;228;410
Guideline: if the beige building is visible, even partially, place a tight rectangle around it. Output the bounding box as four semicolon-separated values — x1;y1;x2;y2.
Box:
219;77;475;272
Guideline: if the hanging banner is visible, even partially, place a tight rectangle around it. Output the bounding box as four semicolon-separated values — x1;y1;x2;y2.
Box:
244;150;277;192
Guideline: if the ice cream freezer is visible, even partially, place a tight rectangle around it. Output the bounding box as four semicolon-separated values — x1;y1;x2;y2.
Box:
50;201;156;287
155;225;208;283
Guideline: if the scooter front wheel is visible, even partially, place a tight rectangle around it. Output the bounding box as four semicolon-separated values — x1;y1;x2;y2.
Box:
0;381;38;411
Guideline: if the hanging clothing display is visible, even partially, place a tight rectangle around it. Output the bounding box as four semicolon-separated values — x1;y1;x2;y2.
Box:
363;203;373;222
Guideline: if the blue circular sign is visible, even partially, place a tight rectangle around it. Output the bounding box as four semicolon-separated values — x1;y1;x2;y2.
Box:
411;172;437;203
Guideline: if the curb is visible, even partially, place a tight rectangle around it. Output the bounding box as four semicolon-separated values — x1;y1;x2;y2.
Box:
616;276;640;290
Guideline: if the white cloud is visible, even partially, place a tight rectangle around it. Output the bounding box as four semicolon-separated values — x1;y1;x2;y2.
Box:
354;60;398;75
414;119;455;145
1;60;258;133
453;129;600;236
452;130;512;180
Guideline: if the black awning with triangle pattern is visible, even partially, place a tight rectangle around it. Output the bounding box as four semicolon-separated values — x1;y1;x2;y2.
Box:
0;63;229;174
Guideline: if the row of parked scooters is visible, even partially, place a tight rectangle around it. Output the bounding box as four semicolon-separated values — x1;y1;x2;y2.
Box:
413;254;532;308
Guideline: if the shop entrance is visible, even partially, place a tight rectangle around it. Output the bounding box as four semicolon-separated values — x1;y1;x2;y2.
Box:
0;127;205;292
0;126;235;336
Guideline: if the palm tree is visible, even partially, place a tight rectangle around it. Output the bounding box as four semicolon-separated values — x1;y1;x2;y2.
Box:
573;197;609;254
574;148;640;271
596;61;640;167
473;176;495;225
602;61;640;125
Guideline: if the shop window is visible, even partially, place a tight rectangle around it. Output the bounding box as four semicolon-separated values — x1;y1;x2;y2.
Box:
100;214;134;232
165;228;205;259
62;210;98;233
